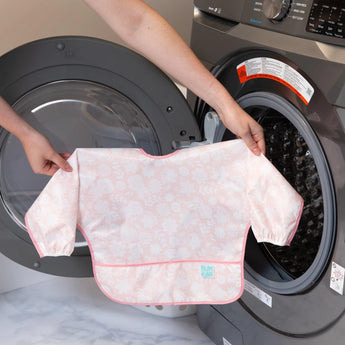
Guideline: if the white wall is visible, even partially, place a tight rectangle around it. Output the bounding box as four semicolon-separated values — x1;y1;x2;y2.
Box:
144;0;194;44
0;0;194;56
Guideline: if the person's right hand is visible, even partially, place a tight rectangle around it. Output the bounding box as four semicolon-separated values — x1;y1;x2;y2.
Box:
218;103;265;156
20;131;72;176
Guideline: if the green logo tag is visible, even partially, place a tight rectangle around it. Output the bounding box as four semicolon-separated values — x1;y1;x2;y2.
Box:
201;265;214;278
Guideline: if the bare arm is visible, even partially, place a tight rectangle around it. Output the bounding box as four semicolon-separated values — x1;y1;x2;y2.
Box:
0;0;263;176
0;97;72;175
83;0;265;155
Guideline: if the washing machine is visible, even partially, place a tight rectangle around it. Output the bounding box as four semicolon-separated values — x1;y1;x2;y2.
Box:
0;0;201;277
190;0;345;344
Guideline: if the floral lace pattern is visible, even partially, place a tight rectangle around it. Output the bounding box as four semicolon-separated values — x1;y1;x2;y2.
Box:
25;140;303;305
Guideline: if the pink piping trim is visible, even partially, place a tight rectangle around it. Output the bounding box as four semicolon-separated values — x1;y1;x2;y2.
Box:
25;214;45;259
77;223;249;305
286;198;304;246
233;221;252;302
138;148;181;159
94;259;241;268
24;217;250;305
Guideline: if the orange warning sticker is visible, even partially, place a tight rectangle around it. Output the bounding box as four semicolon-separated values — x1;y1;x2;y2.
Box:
237;57;314;105
237;65;248;84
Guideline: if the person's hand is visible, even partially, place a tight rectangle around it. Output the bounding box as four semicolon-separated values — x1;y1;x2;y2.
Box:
20;131;72;176
218;103;265;156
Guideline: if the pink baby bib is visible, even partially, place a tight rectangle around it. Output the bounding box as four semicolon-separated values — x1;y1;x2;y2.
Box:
25;140;303;305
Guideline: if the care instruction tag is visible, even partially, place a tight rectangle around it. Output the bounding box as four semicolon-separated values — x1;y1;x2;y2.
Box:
330;261;345;295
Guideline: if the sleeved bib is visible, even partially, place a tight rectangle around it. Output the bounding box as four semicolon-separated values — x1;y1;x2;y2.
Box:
25;140;303;305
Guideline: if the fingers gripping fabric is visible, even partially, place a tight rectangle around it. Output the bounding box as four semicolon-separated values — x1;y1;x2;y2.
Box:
25;140;303;305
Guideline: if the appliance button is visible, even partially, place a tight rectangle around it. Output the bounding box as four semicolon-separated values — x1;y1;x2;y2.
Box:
308;28;321;34
335;28;344;38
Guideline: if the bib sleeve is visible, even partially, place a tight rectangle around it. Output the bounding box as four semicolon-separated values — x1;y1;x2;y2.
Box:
246;150;304;246
25;150;80;258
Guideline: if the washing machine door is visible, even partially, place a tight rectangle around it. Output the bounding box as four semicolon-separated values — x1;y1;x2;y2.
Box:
194;49;345;338
0;36;202;277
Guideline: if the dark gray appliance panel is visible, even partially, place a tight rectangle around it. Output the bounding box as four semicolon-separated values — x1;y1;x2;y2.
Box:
0;36;202;277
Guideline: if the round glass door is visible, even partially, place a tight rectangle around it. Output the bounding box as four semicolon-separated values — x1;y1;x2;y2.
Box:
238;92;335;294
0;80;160;249
203;91;335;294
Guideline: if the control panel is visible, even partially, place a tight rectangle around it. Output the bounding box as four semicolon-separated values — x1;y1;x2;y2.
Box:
306;1;345;39
194;0;345;46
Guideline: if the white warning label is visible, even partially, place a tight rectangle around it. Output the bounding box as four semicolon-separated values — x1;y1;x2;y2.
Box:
330;262;345;295
237;57;314;105
244;279;272;308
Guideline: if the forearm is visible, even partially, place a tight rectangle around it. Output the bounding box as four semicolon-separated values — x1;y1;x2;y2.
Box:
0;97;37;142
83;0;236;118
83;0;265;154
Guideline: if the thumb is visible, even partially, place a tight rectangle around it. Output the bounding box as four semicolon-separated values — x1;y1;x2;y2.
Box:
52;152;73;172
242;133;261;156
